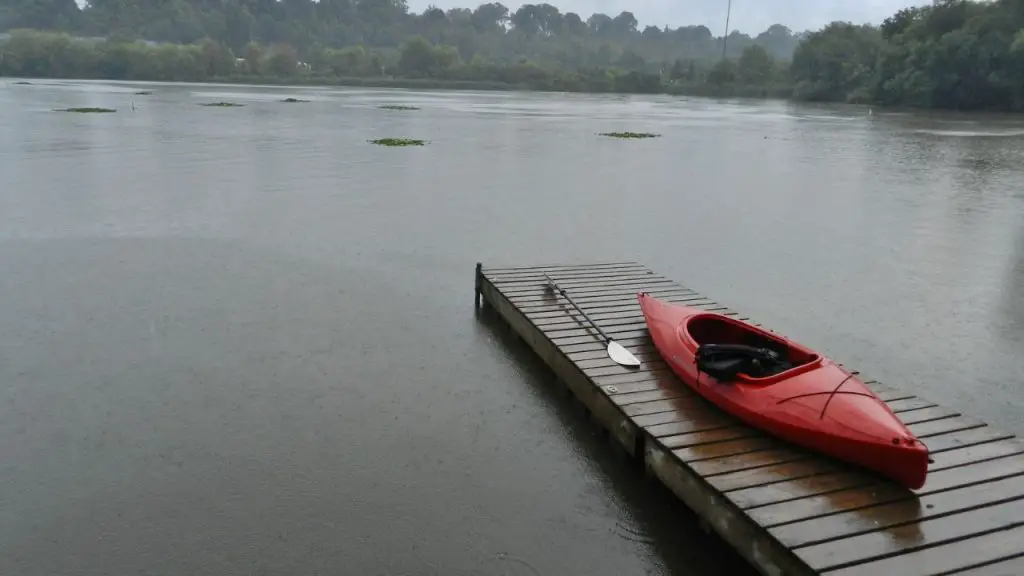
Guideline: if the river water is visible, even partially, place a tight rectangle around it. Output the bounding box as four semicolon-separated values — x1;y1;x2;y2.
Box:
1;79;1022;575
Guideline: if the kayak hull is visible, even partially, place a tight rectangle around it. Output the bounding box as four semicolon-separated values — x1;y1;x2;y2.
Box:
637;292;929;490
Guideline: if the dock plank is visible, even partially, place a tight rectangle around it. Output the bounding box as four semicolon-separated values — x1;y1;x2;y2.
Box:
673;417;1011;495
481;263;641;277
691;446;811;476
772;471;1024;549
644;413;736;437
733;448;1024;512
515;294;699;312
474;261;1022;576
506;285;692;302
609;388;689;406
820;519;1024;576
745;449;1024;528
486;265;648;278
498;279;679;295
672;432;772;455
517;293;709;313
661;426;760;447
797;497;1024;571
491;268;658;282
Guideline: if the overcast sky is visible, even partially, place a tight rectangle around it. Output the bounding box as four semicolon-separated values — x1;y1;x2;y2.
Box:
68;0;929;37
409;0;928;35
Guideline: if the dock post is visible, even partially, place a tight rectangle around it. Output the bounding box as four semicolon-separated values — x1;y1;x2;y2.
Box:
474;262;482;309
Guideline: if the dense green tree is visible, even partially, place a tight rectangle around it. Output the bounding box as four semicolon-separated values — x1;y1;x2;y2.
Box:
789;0;1024;110
790;22;882;103
737;45;774;85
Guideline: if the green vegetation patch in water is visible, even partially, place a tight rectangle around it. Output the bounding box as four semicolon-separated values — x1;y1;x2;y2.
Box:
369;138;426;147
281;97;309;103
599;131;660;139
378;105;420;110
200;101;244;107
54;107;116;113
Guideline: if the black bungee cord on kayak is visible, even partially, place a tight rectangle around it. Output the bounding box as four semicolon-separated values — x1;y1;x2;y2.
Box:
774;370;877;407
775;369;935;462
817;371;856;420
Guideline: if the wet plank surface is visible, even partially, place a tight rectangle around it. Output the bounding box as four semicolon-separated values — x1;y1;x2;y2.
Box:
476;261;1024;576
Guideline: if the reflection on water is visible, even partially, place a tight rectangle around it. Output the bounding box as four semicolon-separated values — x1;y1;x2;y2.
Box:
998;227;1024;421
1006;228;1024;329
0;79;1022;575
473;308;758;576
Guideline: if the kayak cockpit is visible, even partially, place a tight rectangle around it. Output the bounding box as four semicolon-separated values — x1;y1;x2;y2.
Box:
682;314;821;383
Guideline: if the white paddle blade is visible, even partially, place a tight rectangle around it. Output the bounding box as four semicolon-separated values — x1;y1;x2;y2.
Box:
607;341;641;367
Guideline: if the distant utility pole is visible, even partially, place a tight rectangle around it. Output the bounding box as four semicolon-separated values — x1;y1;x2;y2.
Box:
721;0;733;60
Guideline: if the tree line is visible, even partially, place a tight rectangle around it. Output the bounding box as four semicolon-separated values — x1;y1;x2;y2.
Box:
791;0;1024;110
2;0;1023;111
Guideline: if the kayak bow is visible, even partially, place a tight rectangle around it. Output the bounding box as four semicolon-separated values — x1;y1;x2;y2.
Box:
637;292;929;490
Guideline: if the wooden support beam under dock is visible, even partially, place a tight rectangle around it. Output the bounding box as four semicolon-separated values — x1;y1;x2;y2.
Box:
474;260;1024;576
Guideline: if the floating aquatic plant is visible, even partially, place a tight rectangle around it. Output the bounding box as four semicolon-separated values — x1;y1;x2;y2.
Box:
599;132;660;139
369;138;426;147
54;107;116;113
378;105;420;110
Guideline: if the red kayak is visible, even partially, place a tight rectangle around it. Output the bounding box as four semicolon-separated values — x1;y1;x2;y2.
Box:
637;292;929;490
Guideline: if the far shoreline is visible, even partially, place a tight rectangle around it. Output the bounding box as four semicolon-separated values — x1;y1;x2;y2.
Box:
12;73;1023;119
2;71;800;102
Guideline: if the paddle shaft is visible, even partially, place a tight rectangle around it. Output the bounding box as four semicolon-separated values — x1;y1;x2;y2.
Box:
543;274;612;343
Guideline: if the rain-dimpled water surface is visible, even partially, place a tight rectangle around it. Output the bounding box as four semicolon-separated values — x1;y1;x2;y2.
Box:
1;79;1022;576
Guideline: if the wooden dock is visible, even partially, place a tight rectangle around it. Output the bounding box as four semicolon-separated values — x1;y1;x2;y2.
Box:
474;261;1024;576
